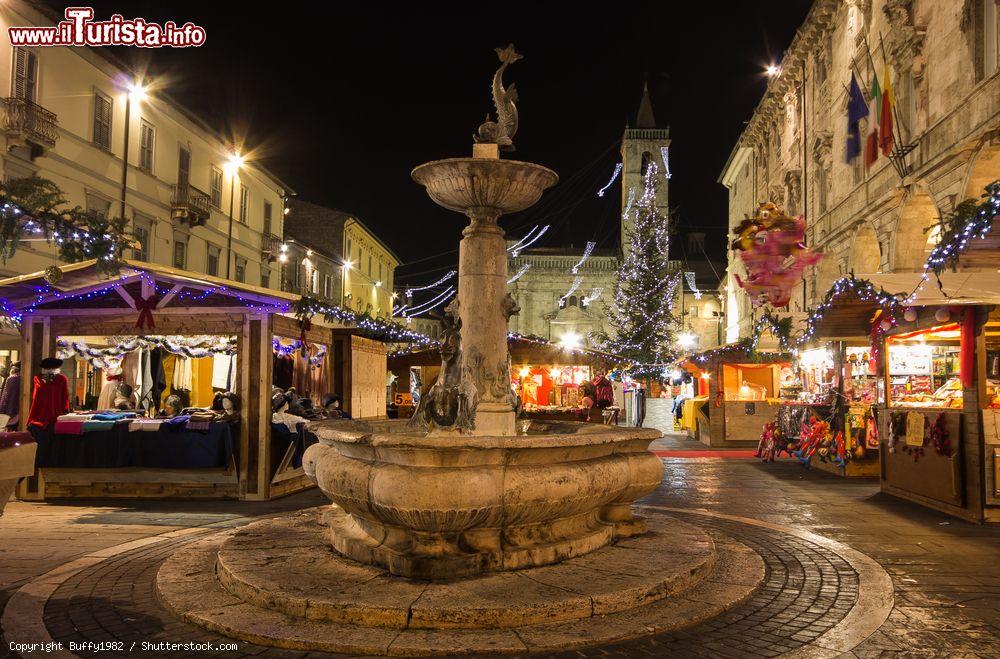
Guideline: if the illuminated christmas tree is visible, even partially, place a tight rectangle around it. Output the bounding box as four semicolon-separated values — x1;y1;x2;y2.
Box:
595;161;680;373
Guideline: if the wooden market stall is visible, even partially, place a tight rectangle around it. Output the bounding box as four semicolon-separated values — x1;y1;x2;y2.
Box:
689;345;794;447
388;334;629;424
861;271;1000;524
0;260;358;501
770;287;885;477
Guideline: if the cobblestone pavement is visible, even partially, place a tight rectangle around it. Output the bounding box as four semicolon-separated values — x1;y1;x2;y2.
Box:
2;435;999;658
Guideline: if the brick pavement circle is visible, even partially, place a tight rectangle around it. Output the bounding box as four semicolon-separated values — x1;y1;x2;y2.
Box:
27;510;880;658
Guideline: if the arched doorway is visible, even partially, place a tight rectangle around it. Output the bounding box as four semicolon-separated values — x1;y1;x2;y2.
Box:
848;225;881;274
892;189;939;271
964;142;1000;199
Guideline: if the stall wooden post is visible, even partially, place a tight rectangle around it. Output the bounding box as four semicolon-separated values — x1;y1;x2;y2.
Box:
239;313;272;501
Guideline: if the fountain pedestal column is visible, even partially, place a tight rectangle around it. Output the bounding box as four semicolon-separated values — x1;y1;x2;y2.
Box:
459;205;514;436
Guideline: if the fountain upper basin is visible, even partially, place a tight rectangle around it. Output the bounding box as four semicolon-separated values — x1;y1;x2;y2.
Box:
411;158;558;216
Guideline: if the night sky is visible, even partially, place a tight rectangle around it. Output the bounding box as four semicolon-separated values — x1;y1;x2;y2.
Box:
70;1;812;288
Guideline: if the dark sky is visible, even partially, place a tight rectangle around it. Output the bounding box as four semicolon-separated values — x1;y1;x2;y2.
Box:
71;1;812;288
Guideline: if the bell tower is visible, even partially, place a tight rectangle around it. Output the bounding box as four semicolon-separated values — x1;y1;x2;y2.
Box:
620;82;670;255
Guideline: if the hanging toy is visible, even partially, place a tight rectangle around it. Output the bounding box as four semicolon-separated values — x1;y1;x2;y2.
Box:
43;265;64;285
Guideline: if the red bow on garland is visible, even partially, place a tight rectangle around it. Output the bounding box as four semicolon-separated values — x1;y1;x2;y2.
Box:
133;293;159;330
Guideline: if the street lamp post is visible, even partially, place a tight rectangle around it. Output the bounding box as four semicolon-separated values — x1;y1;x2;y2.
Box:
224;153;243;280
120;82;147;221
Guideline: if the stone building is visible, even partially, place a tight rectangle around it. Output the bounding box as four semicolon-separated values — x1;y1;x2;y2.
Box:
721;0;1000;342
0;1;291;289
283;199;399;318
507;85;673;347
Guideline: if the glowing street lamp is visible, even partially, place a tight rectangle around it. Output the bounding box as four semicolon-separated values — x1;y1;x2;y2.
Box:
224;151;244;279
120;79;150;222
765;64;780;77
558;331;582;350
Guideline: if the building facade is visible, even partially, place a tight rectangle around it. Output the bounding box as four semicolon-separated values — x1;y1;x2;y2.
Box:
507;85;673;348
0;1;290;287
283;198;399;318
721;0;1000;342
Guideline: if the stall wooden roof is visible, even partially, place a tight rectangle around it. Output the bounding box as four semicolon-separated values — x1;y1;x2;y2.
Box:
806;294;884;340
0;260;302;314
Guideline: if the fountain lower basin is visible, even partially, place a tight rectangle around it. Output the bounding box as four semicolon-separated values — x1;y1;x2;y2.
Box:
303;419;663;579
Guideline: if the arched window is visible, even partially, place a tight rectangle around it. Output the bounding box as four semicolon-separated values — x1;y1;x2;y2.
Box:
568;295;578;307
640;152;653;176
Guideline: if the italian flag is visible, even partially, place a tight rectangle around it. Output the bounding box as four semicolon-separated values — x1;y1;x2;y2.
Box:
879;63;894;156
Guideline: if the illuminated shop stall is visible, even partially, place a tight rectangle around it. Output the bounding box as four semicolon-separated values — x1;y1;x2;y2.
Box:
388;334;628;425
760;288;886;477
689;328;793;447
862;269;1000;523
673;361;711;442
0;261;351;501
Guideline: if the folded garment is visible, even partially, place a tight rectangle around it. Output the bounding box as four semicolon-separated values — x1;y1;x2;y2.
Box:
128;419;163;432
92;411;137;421
54;418;88;436
185;420;212;431
162;415;191;431
82;419;117;432
187;411;215;422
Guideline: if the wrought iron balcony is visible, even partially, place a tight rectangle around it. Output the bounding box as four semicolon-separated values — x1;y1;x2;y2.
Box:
261;233;282;263
170;183;211;227
1;97;58;159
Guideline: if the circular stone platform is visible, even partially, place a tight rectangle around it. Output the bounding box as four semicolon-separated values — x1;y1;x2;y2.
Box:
155;507;765;655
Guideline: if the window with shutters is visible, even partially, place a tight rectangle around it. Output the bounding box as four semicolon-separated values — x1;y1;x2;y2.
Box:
12;48;38;102
206;244;221;277
85;193;111;217
323;274;335;299
235;257;247;283
173;238;187;269
139;120;155;173
93;91;112;150
311;269;319;294
210;167;223;209
239;186;249;223
133;223;150;262
177;146;191;187
260;267;271;289
263;201;273;236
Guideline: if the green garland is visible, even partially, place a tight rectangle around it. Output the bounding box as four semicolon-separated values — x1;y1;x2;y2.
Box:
295;295;433;345
0;176;133;277
924;181;1000;277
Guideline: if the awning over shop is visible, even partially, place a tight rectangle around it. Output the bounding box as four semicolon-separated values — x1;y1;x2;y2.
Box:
859;271;1000;306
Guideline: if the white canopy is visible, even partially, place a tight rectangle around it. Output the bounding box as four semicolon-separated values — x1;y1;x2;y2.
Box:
859;271;1000;306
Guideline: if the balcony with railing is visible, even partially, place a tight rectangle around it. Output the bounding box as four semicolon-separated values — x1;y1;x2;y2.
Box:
261;233;282;263
1;97;58;159
170;183;212;227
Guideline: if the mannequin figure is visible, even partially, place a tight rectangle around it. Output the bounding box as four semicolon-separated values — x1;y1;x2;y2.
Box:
113;383;135;410
322;394;352;420
272;392;306;432
27;357;69;428
217;391;241;425
98;364;124;410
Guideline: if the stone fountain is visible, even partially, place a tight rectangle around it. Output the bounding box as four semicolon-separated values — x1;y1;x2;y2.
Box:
154;46;764;655
304;44;662;579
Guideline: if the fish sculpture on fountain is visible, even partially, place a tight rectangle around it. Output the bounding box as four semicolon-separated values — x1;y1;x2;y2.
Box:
473;44;521;150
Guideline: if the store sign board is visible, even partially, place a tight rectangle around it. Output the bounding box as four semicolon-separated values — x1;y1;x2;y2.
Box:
888;344;933;375
905;411;925;446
